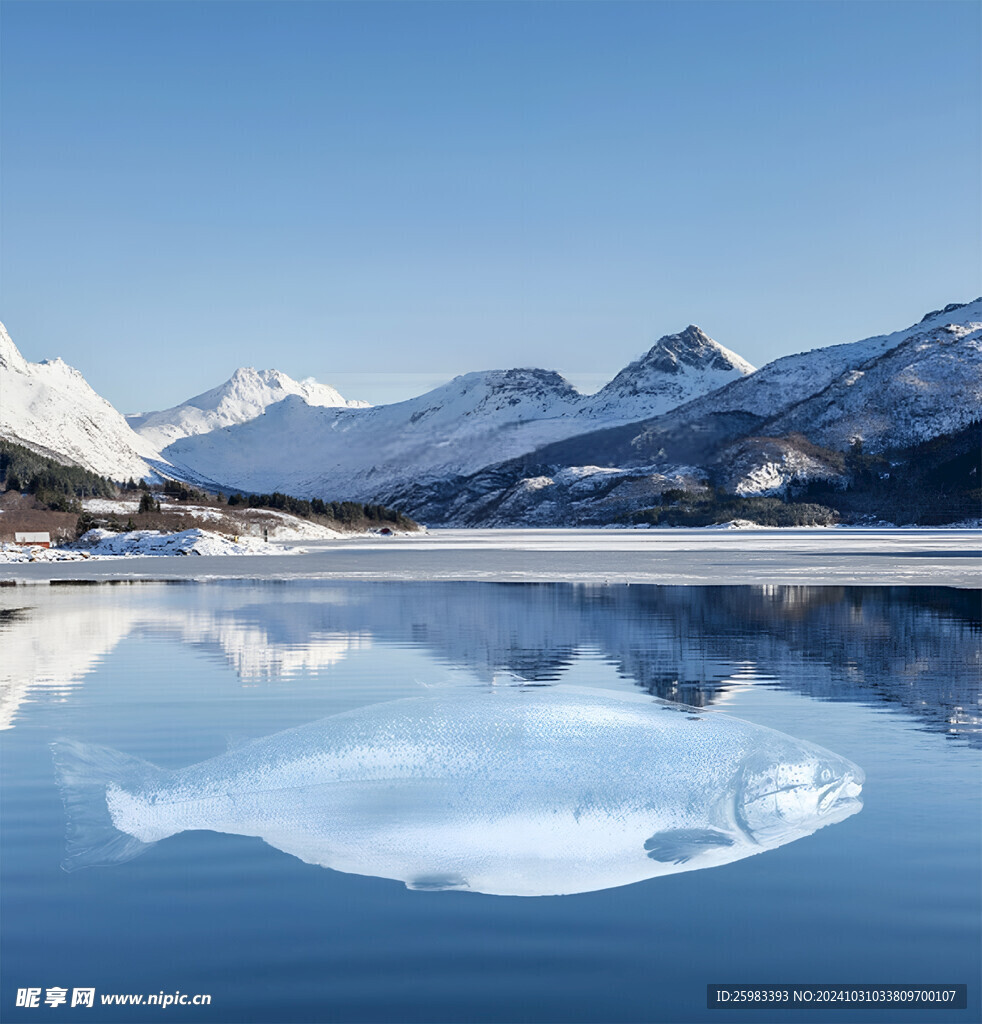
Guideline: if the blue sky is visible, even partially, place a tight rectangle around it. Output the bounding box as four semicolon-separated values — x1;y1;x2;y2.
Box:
2;1;979;411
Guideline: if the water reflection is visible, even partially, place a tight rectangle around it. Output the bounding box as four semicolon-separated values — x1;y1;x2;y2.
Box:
1;582;978;743
51;688;864;895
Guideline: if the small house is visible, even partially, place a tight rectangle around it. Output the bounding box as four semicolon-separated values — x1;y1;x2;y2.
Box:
14;532;51;548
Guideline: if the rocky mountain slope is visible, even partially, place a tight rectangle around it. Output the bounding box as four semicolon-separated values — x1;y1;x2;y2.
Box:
763;312;981;451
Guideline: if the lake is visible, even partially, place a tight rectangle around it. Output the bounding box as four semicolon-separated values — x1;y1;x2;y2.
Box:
2;581;979;1022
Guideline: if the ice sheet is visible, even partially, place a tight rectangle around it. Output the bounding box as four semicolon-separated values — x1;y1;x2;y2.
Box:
1;528;977;587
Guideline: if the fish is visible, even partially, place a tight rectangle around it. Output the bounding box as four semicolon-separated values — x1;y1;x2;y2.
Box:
51;686;864;896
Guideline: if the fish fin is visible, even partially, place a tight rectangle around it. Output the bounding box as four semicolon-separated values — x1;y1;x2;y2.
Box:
405;873;470;892
644;829;735;865
50;739;164;873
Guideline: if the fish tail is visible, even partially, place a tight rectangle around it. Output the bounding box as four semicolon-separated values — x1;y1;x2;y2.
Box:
50;739;166;872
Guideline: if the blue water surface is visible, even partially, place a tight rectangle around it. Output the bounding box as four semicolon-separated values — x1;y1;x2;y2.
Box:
1;582;979;1023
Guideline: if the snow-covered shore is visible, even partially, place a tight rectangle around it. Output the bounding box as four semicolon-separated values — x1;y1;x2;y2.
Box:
0;523;415;563
0;528;292;562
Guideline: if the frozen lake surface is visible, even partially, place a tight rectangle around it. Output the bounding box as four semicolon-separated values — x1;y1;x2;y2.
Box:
1;580;979;1023
2;527;979;586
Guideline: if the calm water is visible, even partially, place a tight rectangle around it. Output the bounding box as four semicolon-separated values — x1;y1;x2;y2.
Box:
1;582;979;1023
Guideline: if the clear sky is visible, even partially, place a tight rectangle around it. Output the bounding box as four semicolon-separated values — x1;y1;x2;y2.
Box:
1;1;979;412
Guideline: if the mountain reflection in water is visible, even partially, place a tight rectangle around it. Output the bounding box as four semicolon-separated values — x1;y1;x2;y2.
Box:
1;583;978;743
52;688;864;895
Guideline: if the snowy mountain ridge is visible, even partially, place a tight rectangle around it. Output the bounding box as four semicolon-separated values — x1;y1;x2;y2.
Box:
160;370;587;499
160;327;755;499
2;300;976;517
127;365;369;451
1;318;752;488
630;297;982;454
0;321;161;480
765;316;982;451
656;302;979;426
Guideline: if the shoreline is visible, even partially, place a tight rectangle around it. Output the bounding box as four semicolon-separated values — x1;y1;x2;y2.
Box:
1;527;978;588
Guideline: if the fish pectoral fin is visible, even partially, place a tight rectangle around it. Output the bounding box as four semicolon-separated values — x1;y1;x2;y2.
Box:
405;873;470;892
644;829;736;865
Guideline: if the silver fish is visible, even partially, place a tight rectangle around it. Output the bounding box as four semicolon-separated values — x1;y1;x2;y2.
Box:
52;687;864;896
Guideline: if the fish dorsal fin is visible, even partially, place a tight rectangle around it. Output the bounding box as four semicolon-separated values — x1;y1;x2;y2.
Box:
644;829;735;865
406;873;470;892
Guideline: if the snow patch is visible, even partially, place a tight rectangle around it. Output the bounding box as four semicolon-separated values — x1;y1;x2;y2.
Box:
0;543;93;563
71;528;288;558
520;476;556;492
82;499;141;514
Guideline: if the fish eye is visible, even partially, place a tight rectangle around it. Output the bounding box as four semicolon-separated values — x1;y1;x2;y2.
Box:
820;769;832;783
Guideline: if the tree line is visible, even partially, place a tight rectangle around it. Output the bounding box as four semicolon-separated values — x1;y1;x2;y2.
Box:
0;439;115;510
227;491;415;528
788;421;981;525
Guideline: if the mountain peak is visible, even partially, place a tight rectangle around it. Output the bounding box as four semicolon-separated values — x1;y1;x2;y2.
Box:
128;365;368;451
587;326;755;410
574;326;755;424
918;299;980;324
0;323;157;479
0;321;29;374
410;367;582;423
453;367;580;398
638;325;756;377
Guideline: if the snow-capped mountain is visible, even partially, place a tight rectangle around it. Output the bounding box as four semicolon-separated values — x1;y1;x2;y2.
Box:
651;299;981;434
0;322;160;481
619;298;982;490
161;368;590;499
128;366;370;451
579;326;755;421
160;330;754;499
371;300;982;523
522;298;982;473
5;299;975;523
709;436;847;497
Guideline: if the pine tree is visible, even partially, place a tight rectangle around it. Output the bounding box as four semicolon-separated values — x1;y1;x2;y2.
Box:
138;491;160;514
